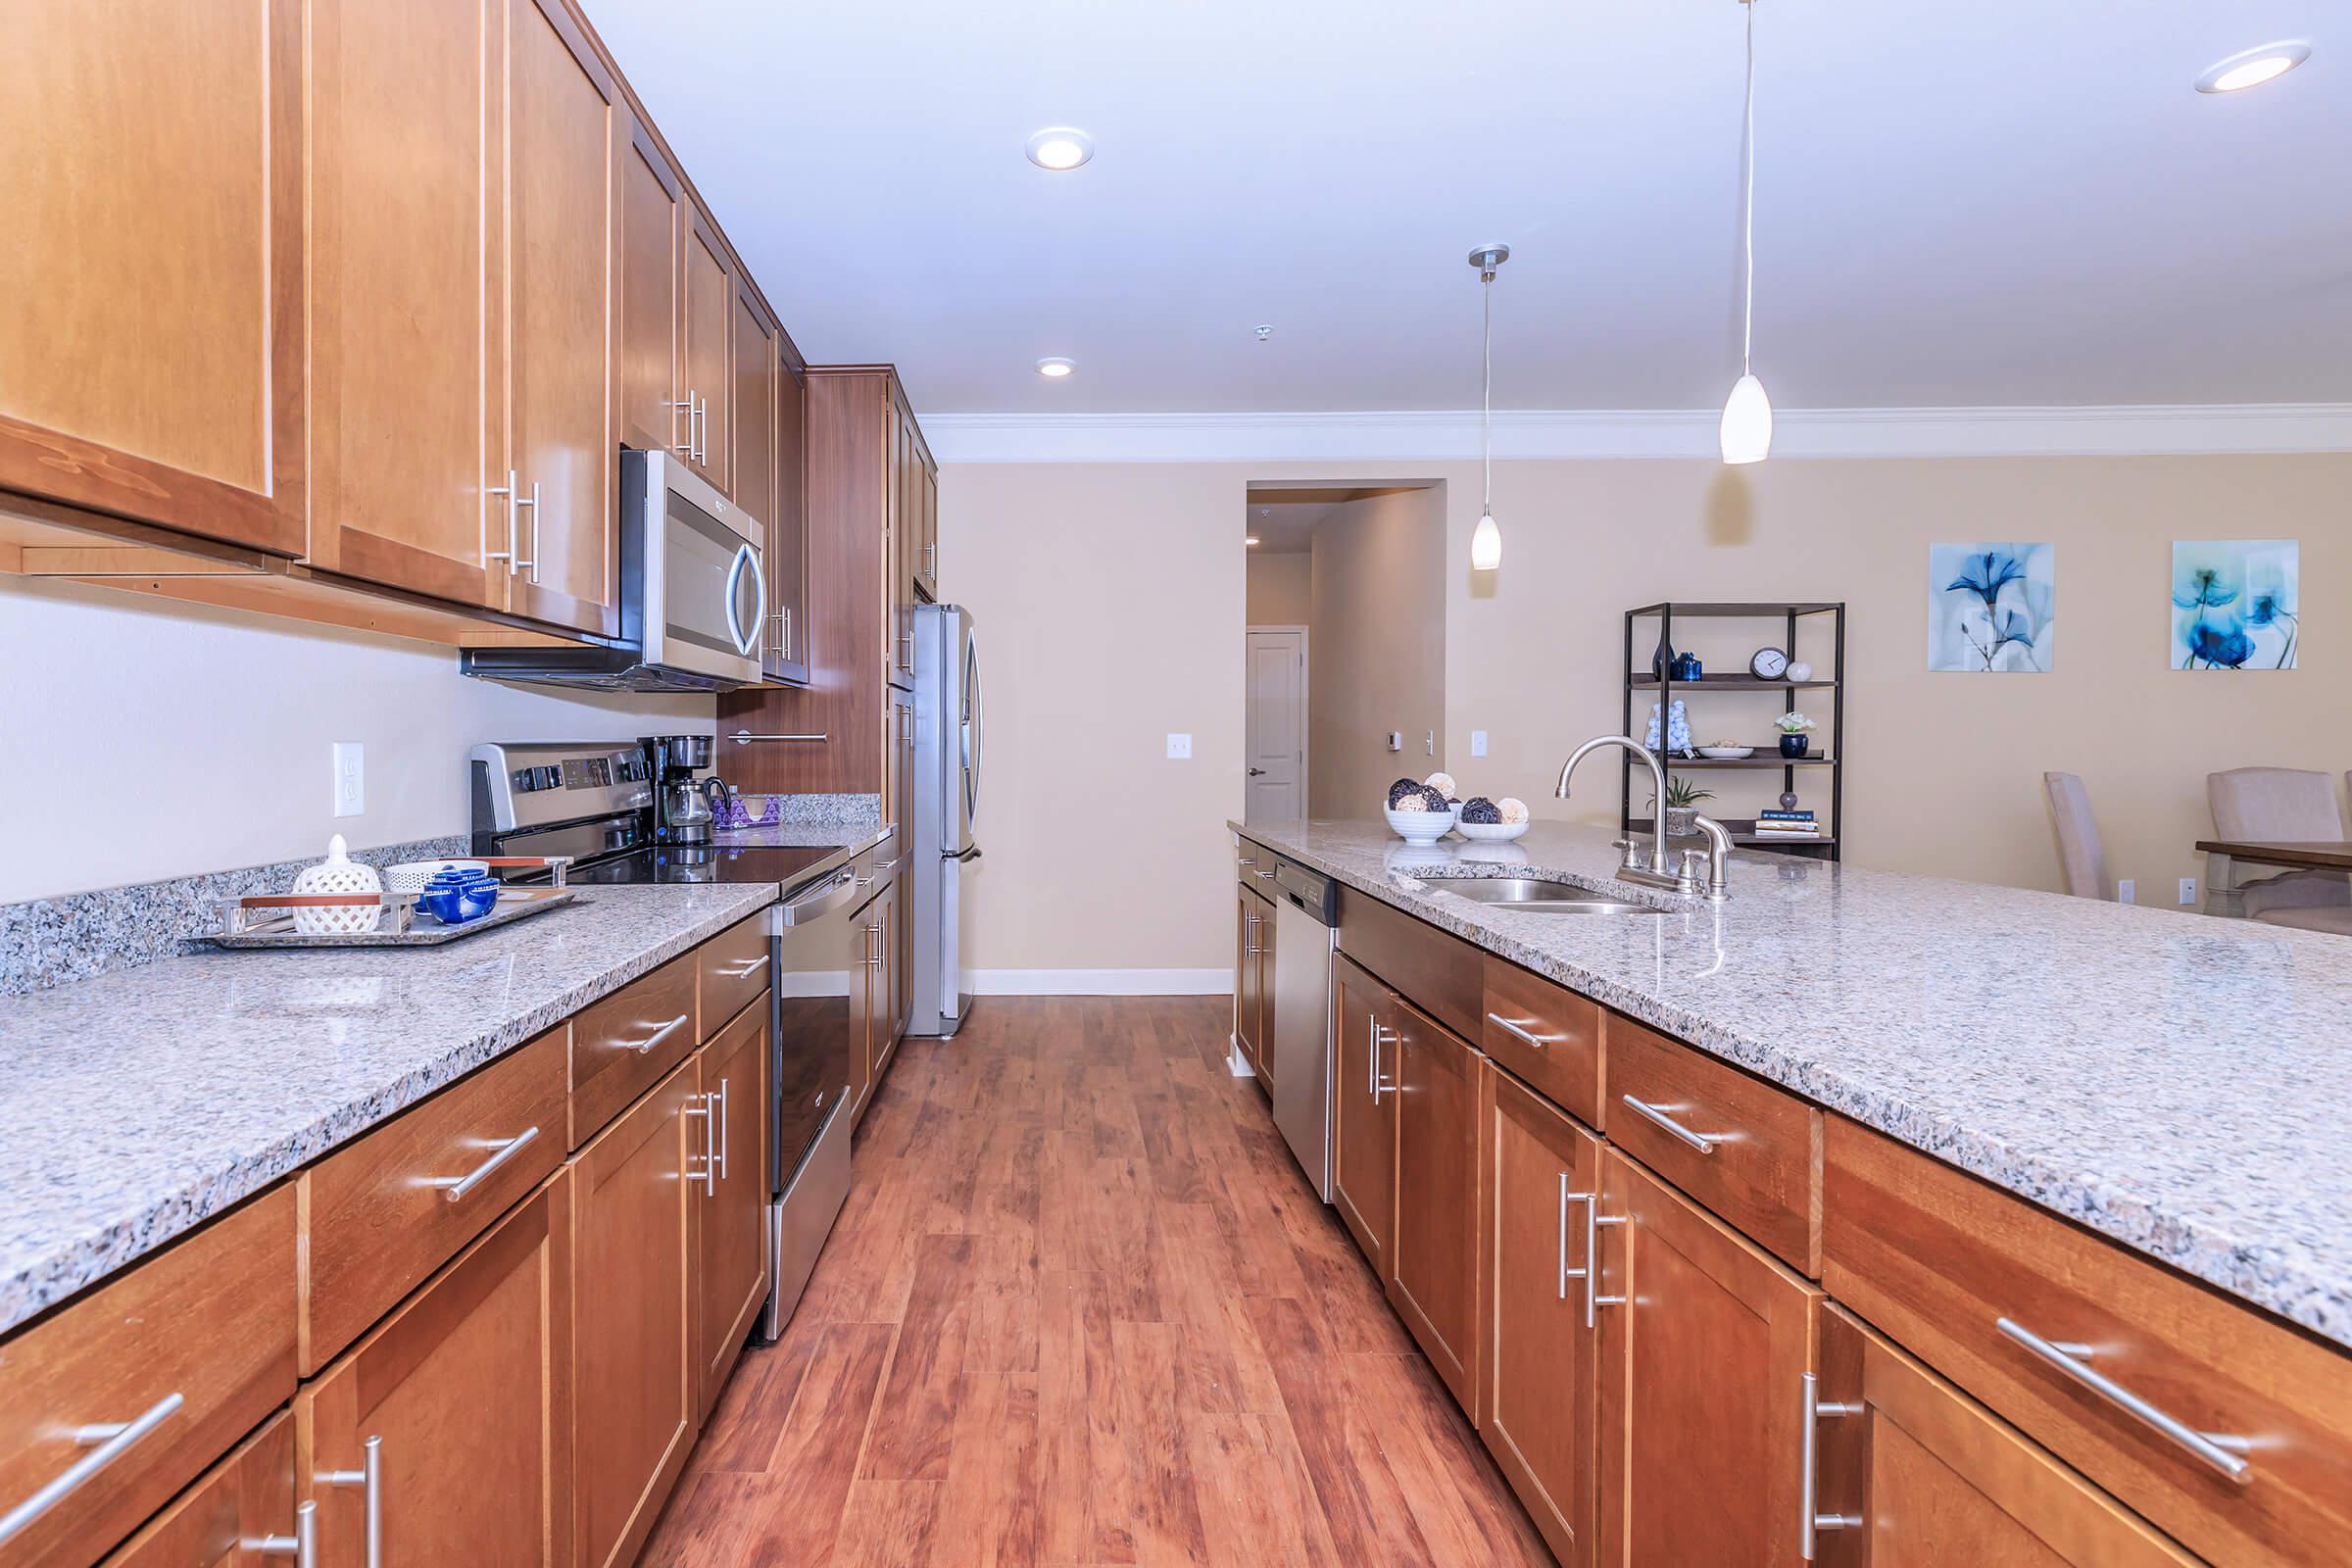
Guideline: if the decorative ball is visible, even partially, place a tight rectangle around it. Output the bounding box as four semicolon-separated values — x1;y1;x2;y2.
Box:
1423;771;1457;799
1386;777;1425;808
1497;797;1531;824
1787;662;1813;682
1459;797;1503;825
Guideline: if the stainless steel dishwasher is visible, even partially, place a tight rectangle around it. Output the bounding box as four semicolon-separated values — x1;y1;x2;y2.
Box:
1267;857;1339;1201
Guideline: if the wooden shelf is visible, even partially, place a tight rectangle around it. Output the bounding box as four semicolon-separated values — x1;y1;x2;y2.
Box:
1658;755;1836;768
1631;674;1838;691
1628;601;1843;618
1631;817;1837;848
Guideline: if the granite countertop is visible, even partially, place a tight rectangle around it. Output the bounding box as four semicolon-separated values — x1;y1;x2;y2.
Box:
0;881;788;1337
1234;818;2352;1349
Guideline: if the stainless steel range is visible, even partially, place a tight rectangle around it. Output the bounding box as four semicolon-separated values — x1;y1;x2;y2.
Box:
468;738;860;1343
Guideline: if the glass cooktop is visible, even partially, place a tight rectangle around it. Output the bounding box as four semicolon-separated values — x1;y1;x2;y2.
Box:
559;842;840;886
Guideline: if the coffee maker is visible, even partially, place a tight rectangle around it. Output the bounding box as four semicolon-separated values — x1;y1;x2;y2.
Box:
643;734;715;847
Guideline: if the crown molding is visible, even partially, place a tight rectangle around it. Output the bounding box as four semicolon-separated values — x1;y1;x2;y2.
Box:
921;403;2352;465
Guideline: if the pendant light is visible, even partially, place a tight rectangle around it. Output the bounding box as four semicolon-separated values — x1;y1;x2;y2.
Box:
1720;0;1773;465
1468;243;1509;569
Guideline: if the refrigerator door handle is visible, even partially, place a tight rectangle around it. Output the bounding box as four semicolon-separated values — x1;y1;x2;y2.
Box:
963;631;983;835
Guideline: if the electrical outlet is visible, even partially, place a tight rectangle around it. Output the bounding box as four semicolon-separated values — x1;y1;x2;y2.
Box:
1165;732;1192;760
331;741;366;817
2116;879;2134;905
2180;876;2198;906
1470;730;1488;758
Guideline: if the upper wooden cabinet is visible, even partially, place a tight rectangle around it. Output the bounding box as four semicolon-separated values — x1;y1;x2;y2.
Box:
0;0;307;558
731;287;778;532
617;120;685;459
764;353;811;684
680;211;734;495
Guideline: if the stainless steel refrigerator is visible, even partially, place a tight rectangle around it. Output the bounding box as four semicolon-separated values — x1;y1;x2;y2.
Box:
910;603;981;1036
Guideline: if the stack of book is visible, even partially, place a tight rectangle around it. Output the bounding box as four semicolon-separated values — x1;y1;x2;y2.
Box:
1754;809;1822;840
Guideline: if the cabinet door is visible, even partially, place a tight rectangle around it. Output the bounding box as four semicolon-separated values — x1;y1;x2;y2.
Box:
1485;1071;1603;1567
99;1412;298;1568
1252;889;1278;1085
1388;1001;1483;1417
1811;1307;2198;1568
502;0;617;638
1234;888;1262;1069
299;1174;573;1568
849;900;878;1121
1330;955;1396;1278
309;0;503;609
730;289;777;534
871;877;905;1085
696;1000;771;1422
915;439;939;599
617;120;685;458
571;1066;699;1568
763;355;809;683
680;213;732;494
885;390;917;690
1596;1148;1822;1568
1;0;306;556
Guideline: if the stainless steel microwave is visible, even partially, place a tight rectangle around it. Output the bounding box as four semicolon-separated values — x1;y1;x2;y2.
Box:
464;451;764;692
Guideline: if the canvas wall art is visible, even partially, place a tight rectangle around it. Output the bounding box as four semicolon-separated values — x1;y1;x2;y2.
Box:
2173;540;2298;669
1928;543;2054;671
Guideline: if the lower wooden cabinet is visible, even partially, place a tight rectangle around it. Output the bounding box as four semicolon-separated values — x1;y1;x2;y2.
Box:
1483;1070;1603;1566
298;1173;573;1568
1811;1306;2198;1567
1330;954;1396;1278
97;1412;298;1567
1388;1000;1484;1420
1233;883;1272;1080
1596;1148;1822;1567
696;996;772;1422
570;1065;699;1568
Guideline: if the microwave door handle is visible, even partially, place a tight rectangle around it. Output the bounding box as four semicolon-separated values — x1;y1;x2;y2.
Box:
723;543;763;658
744;545;767;658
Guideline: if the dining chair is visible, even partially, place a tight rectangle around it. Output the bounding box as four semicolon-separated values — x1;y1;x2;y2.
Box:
2043;772;2112;901
2206;766;2351;923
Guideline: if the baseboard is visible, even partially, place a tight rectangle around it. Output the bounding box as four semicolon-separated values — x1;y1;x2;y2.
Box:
963;967;1233;997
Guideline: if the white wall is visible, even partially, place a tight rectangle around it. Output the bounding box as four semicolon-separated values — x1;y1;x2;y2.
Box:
1307;488;1446;816
0;576;710;902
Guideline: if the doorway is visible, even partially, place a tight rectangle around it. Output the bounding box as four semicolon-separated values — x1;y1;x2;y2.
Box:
1245;626;1308;822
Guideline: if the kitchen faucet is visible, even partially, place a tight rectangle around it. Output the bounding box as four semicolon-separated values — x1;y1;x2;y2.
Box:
1554;735;1732;901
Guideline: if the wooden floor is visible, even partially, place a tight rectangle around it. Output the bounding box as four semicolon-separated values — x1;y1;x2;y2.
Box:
642;995;1553;1567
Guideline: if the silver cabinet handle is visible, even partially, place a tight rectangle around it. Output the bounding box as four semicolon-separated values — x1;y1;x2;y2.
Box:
864;922;883;968
898;631;915;670
318;1434;382;1568
623;1014;690;1055
683;1090;719;1194
249;1498;318;1565
669;395;693;457
1242;910;1262;956
730;729;827;745
691;393;707;465
0;1390;183;1546
713;1076;729;1183
425;1126;540;1203
1588;1202;1627;1326
721;954;770;979
1994;1317;2254;1484
484;469;520;571
1620;1094;1721;1155
1488;1012;1562;1050
1254;867;1275;880
1798;1372;1863;1558
1556;1176;1585;1301
513;479;539;580
770;605;792;661
1238;857;1257;868
1370;1019;1397;1102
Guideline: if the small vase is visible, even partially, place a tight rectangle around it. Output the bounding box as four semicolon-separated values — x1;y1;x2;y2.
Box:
1673;652;1703;681
1663;807;1698;836
1651;633;1677;679
1779;734;1809;759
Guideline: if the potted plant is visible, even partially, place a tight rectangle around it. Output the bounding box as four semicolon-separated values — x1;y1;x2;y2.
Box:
1774;710;1818;759
1650;775;1715;836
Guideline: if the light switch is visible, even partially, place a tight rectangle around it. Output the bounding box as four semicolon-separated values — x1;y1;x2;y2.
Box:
1165;733;1192;760
1387;731;1402;753
331;742;365;817
2179;877;2198;906
2117;879;2135;905
1470;730;1488;758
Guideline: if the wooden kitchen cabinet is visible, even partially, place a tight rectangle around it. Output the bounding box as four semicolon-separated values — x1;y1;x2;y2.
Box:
1810;1306;2198;1568
570;1064;699;1568
696;997;772;1422
299;1173;573;1568
680;210;733;496
885;385;923;689
764;351;811;684
96;1412;299;1568
1483;1070;1604;1567
871;877;906;1095
731;287;778;535
849;889;883;1123
1233;885;1275;1083
1330;954;1396;1278
0;0;307;557
1596;1147;1822;1567
1388;1000;1483;1419
616;119;685;459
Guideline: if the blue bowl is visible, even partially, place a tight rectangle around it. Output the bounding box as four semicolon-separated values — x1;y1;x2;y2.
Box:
419;875;500;925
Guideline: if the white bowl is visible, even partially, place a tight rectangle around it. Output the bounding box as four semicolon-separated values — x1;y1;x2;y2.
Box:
1454;819;1530;843
1384;807;1456;846
1696;746;1754;759
385;858;489;894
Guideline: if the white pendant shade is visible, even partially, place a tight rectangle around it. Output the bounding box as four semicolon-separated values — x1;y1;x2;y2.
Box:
1719;371;1773;466
1470;510;1502;570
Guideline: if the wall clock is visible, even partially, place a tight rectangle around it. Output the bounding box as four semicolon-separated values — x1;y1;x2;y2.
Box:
1749;646;1789;680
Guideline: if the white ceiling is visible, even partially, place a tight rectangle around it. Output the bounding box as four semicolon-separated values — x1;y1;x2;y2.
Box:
592;0;2349;416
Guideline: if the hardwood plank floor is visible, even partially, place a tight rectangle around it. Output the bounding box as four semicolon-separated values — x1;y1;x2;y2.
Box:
643;996;1553;1567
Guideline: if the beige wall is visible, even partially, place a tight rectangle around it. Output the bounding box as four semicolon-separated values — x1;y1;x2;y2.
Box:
940;452;2350;976
1307;488;1447;815
1246;549;1311;625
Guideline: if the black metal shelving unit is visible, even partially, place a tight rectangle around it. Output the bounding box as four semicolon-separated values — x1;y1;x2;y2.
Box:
1620;601;1846;861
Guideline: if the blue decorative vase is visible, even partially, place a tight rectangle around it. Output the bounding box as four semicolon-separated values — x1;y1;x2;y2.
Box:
1673;652;1703;681
1779;734;1809;759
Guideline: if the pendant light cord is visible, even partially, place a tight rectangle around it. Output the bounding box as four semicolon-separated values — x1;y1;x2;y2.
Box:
1740;0;1757;376
1481;270;1493;512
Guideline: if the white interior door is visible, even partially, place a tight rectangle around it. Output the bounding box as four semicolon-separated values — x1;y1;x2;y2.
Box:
1246;627;1306;822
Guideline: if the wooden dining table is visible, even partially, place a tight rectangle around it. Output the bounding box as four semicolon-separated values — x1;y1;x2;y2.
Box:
2194;839;2352;916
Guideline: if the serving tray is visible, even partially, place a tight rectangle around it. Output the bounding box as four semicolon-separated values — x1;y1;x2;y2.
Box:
206;886;584;949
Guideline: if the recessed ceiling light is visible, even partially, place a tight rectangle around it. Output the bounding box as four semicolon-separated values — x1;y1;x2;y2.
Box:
1245;536;1261;547
2195;41;2310;93
1035;357;1076;378
1024;127;1094;170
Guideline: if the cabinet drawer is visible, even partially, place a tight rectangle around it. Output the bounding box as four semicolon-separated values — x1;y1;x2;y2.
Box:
299;1025;567;1372
1480;956;1602;1126
1336;885;1483;1044
1824;1116;2352;1568
569;953;699;1146
696;910;771;1038
1604;1012;1820;1274
0;1188;295;1568
96;1411;297;1567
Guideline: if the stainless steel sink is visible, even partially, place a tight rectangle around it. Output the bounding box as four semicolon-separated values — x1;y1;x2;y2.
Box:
1427;878;1669;914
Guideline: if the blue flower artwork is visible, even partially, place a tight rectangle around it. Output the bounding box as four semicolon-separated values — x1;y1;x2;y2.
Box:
1928;542;2054;671
2173;540;2297;670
